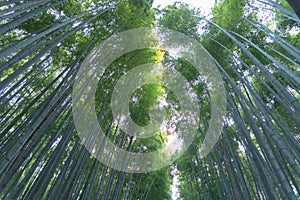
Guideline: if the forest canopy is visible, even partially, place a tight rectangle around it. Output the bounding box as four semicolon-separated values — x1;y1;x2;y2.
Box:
0;0;300;199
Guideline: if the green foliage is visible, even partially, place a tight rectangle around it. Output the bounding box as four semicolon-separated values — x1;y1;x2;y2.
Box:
115;1;155;30
20;12;56;33
275;0;300;33
158;2;201;37
212;0;246;32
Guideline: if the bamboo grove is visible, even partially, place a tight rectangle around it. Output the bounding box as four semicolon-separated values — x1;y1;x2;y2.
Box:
0;0;299;199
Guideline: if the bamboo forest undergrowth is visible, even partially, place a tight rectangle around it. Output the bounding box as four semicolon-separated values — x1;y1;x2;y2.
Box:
0;0;300;199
